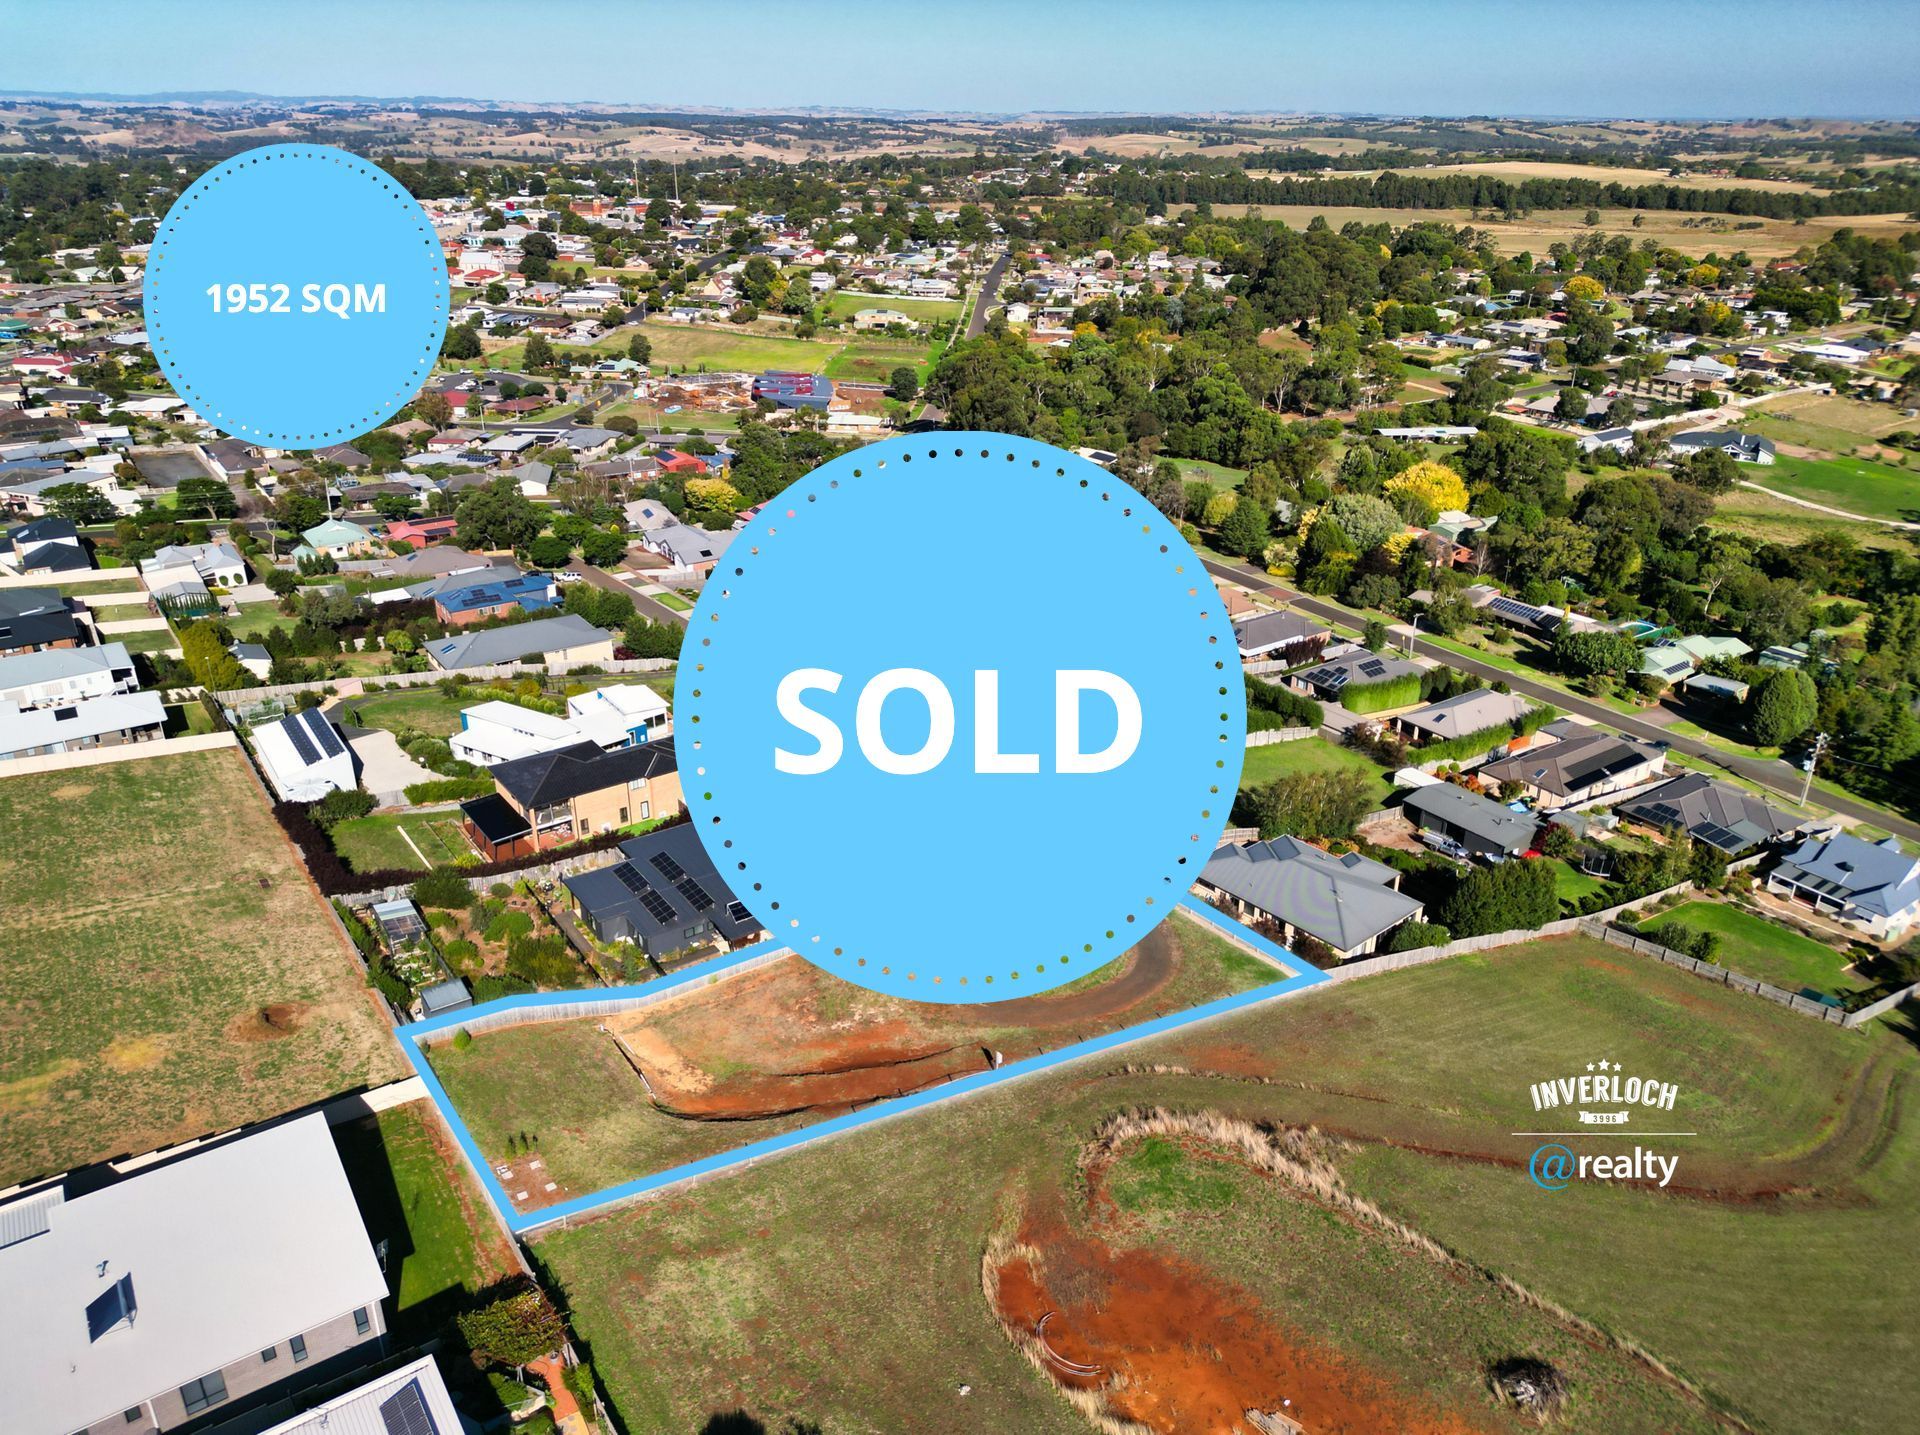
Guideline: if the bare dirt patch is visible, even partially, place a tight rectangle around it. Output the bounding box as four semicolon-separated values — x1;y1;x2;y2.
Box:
223;1002;309;1043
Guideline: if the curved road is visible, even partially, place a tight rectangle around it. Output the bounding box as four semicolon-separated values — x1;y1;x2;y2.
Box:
1199;553;1920;843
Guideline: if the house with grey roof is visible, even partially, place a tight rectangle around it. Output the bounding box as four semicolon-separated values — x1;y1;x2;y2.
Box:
1478;729;1667;810
1401;781;1539;858
1286;650;1422;706
0;640;137;710
1196;835;1423;960
0;1113;389;1435
252;706;358;803
1668;430;1775;464
253;1354;459;1435
1393;689;1533;744
424;612;617;671
0;689;165;761
1767;830;1920;942
1231;610;1331;664
1615;772;1804;855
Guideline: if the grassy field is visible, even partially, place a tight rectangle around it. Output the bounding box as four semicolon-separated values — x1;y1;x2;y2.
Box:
1637;898;1869;998
1163;202;1920;259
640;320;842;374
1710;484;1910;551
1748;392;1914;446
536;934;1917;1433
340;687;474;738
823;291;962;324
331;1100;520;1341
1174;458;1249;491
1237;734;1398;805
823;333;941;384
113;625;181;654
427;911;1280;1204
1740;452;1920;524
0;747;404;1185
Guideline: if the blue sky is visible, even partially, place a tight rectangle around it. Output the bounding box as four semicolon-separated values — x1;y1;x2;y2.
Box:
6;0;1917;118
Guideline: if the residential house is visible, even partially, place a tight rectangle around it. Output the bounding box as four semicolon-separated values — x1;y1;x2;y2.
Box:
623;497;676;532
1681;672;1750;704
0;640;137;710
1231;610;1331;665
431;570;559;626
0;586;85;654
567;682;671;748
1615;772;1804;855
139;541;246;591
0;689;165;760
448;699;585;767
5;514;91;575
0;1113;389;1435
383;516;459;548
293;518;379;562
424;613;616;671
1286;650;1422;706
852;308;912;331
509;459;553;497
752;371;834;410
643;521;734;575
562;821;764;957
1639;644;1696;685
229;642;272;681
1478;728;1667;809
1196;836;1424;960
1667;430;1776;464
460;737;680;860
252;1356;460;1435
252;707;358;802
1766;830;1920;941
1401;782;1539;858
1393;689;1533;745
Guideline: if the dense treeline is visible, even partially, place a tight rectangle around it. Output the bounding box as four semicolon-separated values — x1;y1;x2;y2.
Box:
1098;167;1920;218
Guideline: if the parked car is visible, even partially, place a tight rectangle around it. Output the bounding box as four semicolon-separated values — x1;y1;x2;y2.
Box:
555;570;584;584
1417;830;1471;862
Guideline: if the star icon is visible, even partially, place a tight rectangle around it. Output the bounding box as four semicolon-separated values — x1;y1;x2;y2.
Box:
1586;1063;1595;1072
1597;1059;1613;1071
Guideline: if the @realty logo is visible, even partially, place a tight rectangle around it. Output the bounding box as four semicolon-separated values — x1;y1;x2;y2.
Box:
1522;1057;1689;1192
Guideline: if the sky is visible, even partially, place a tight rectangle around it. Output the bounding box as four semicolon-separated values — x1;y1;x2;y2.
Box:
5;0;1918;119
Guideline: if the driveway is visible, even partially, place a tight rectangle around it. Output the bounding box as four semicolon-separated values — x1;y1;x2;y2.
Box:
337;722;440;801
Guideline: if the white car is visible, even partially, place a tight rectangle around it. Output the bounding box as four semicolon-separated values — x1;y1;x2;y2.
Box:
555;570;584;584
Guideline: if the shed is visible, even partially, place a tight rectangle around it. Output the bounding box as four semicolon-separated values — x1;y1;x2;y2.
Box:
418;977;473;1018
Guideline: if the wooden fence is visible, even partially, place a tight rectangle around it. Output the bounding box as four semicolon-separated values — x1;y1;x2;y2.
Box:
214;655;673;708
1246;726;1314;747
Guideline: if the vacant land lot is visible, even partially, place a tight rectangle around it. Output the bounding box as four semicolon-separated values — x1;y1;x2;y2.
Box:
1745;452;1920;524
332;810;473;873
1637;898;1869;998
824;291;962;325
1237;734;1397;805
0;748;404;1185
1711;483;1910;551
538;935;1914;1433
824;333;941;384
428;911;1281;1207
1748;391;1914;448
638;321;841;374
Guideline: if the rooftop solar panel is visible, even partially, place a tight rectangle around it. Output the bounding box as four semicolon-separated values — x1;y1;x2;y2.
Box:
675;875;714;911
648;851;686;881
303;708;347;758
638;888;678;924
725;899;754;924
611;862;649;896
379;1381;437;1435
284;715;321;766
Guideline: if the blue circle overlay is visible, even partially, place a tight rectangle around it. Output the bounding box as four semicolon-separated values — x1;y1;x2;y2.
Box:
679;434;1245;1002
146;144;448;447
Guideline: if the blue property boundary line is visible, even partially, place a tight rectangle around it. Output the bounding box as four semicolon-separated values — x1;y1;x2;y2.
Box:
398;900;1330;1235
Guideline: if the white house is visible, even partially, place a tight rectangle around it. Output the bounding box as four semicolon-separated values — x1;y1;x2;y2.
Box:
252;706;358;802
450;684;671;766
567;681;670;747
0;641;139;710
0;689;165;759
140;542;247;589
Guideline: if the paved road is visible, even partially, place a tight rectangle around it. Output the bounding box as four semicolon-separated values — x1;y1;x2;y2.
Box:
965;250;1012;340
1199;553;1920;843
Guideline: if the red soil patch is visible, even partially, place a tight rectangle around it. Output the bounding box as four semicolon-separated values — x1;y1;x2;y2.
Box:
605;924;1187;1121
990;1216;1491;1435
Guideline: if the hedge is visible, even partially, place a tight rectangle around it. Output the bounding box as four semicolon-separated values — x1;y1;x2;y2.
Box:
1245;674;1322;730
1340;672;1423;715
1411;705;1561;764
405;776;495;803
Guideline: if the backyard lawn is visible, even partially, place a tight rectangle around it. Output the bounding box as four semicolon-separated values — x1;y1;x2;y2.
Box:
0;747;404;1186
1636;898;1869;998
332;811;474;873
1237;734;1397;805
331;1100;519;1341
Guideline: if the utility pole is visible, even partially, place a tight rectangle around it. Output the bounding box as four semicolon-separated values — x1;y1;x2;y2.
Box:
1800;730;1828;806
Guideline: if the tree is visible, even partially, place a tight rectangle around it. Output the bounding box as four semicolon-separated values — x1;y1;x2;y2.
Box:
579;528;628;566
1554;386;1589;424
885;365;919;402
622;615;683;658
1677;448;1739;495
627;332;652;365
1751;668;1817;747
416;391;453;430
456;1284;567;1367
1553;625;1640;681
441;324;482;361
1318;492;1401;555
523;334;556;372
176;476;238;521
1437;859;1558;937
527;534;573;569
1564;274;1604;304
1218;494;1272;560
41;482;115;525
456;481;545;552
1237;768;1375;842
1384;459;1469;516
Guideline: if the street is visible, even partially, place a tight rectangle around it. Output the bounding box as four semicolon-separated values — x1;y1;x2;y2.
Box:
1198;554;1920;843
